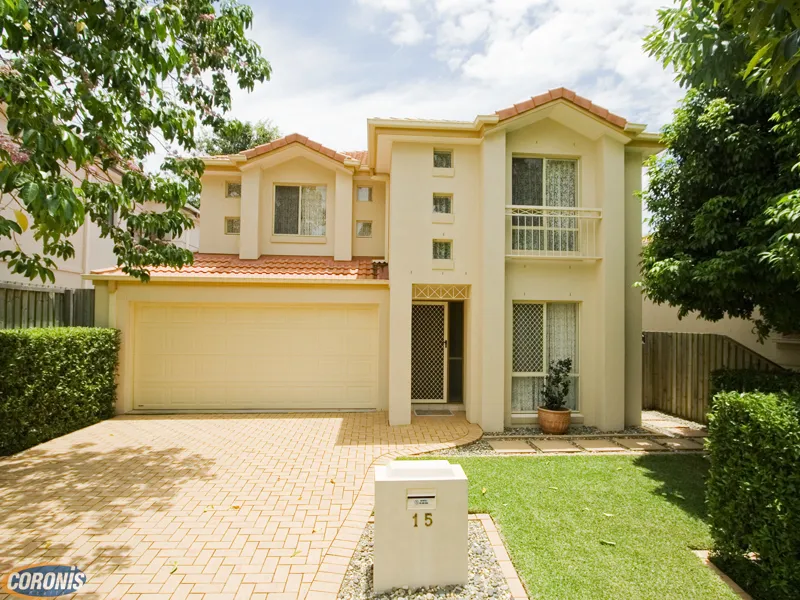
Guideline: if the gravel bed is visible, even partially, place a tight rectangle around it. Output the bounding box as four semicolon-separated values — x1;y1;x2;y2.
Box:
642;410;707;431
484;424;649;437
420;440;497;457
337;521;512;600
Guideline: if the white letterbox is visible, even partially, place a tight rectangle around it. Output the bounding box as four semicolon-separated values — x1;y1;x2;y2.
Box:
373;460;468;593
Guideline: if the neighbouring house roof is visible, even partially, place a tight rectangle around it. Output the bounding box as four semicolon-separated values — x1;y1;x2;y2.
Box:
494;87;627;129
88;254;389;282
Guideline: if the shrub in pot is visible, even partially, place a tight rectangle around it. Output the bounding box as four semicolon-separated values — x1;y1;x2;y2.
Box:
538;358;573;435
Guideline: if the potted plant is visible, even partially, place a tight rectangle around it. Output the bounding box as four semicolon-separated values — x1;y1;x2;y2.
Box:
538;357;573;434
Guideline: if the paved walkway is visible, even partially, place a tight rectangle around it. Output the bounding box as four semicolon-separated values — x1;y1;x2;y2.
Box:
0;413;481;599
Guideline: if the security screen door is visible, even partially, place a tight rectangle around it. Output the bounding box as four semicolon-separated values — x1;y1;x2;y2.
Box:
411;302;448;402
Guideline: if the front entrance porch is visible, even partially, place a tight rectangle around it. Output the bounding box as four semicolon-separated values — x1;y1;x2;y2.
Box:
411;300;465;405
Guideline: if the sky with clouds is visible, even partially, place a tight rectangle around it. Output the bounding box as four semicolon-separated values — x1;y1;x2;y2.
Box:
226;0;684;152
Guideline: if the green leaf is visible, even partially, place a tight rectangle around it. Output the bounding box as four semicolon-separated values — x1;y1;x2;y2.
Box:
18;182;38;204
0;0;270;284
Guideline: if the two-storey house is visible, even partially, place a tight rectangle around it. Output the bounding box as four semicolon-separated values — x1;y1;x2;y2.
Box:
89;88;661;431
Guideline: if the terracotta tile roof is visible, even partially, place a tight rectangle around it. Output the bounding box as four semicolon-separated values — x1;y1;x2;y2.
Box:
496;87;627;129
91;254;389;281
341;150;369;165
241;133;353;164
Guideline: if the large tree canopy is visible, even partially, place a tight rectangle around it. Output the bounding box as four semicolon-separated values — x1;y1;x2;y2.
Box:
647;0;800;93
197;118;280;155
0;0;270;282
642;0;800;338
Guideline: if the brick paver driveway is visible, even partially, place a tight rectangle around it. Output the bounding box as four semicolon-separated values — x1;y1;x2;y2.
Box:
0;413;481;599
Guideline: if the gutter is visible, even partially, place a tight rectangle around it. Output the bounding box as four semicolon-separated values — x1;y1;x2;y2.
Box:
83;274;390;286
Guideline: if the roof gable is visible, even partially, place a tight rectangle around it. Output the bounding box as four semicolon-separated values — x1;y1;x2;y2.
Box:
242;133;354;164
495;87;627;129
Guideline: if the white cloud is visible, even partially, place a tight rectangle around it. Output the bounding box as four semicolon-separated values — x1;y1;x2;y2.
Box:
438;10;491;47
391;13;426;45
356;0;415;12
219;0;681;151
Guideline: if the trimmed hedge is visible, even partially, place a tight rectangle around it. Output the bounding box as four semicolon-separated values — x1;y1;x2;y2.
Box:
707;391;800;599
0;327;120;455
711;368;800;398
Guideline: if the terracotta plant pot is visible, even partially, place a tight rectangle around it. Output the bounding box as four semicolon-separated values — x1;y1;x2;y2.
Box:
538;407;571;435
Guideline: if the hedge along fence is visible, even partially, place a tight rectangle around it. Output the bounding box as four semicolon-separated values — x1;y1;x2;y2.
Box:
0;328;120;456
707;390;800;600
711;368;800;398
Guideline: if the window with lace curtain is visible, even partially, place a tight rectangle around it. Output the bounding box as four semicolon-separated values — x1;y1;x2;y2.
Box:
511;157;578;252
273;185;326;236
512;302;579;412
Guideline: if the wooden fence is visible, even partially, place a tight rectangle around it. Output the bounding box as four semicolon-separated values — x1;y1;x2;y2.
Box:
0;282;95;329
642;331;783;423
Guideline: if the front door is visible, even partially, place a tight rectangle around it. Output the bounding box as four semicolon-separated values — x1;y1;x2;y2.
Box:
411;302;448;403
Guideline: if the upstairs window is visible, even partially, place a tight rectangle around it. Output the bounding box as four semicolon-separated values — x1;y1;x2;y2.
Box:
511;158;578;253
225;182;242;198
357;186;372;202
433;149;452;169
433;194;452;214
274;185;326;236
512;157;577;208
356;221;373;238
432;240;452;260
225;217;240;235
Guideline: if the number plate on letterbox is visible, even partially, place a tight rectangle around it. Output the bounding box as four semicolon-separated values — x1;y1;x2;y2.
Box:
406;489;436;510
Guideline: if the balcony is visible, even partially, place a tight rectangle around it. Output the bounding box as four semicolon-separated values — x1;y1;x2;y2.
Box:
506;206;602;260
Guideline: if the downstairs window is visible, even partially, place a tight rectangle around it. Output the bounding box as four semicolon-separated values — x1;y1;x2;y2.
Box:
512;302;579;412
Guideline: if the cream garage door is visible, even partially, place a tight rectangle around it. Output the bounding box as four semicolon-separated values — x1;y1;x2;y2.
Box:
133;303;379;410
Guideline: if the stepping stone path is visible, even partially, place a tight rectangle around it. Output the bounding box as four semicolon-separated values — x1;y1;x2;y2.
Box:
530;440;581;453
573;439;625;452
488;440;537;453
661;438;704;451
613;438;668;451
471;411;710;456
664;427;707;438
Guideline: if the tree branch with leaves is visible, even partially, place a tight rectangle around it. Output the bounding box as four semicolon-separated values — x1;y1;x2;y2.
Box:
642;0;800;338
0;0;270;282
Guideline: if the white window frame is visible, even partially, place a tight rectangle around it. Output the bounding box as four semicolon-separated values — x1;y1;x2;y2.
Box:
224;216;240;235
272;184;327;237
356;186;373;202
356;220;373;238
225;181;242;198
511;301;580;413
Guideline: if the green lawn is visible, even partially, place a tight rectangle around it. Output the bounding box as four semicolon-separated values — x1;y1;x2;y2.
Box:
427;455;737;600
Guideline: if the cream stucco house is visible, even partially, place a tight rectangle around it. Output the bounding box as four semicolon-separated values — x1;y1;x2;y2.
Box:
88;88;661;431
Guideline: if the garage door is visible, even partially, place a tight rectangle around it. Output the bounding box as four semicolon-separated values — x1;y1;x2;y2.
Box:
132;303;379;410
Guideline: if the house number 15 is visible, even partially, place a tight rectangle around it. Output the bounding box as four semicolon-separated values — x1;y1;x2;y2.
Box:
412;513;433;527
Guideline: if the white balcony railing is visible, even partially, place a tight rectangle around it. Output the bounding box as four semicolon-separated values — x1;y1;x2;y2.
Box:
506;206;602;259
